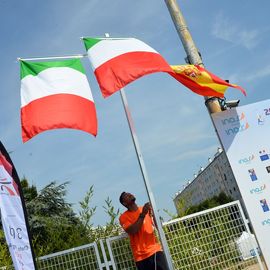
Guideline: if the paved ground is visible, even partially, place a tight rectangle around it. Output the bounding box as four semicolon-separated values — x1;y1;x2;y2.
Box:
223;261;266;270
244;262;266;270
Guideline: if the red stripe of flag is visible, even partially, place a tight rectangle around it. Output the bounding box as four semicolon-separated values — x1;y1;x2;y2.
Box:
21;94;97;142
94;51;172;98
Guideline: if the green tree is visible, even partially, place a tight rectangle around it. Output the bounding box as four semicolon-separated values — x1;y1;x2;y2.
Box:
79;185;96;230
180;192;233;217
25;180;90;255
0;229;12;268
101;197;121;237
20;176;38;202
78;188;122;242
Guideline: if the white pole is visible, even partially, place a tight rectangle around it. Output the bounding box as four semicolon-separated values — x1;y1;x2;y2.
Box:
17;54;86;62
80;36;134;40
120;88;174;270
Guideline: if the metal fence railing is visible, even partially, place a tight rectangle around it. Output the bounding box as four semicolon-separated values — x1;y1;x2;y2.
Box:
163;201;263;270
1;201;265;270
37;242;102;270
105;235;136;270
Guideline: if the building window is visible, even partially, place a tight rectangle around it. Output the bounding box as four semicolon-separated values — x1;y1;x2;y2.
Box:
224;173;227;180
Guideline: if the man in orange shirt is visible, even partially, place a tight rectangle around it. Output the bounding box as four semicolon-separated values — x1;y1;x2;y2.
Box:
119;192;169;270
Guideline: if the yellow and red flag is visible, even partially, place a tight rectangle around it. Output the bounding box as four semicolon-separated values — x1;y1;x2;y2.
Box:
169;65;246;97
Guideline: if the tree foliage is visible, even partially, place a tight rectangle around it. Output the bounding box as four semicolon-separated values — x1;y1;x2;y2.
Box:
25;181;90;256
163;192;234;221
180;192;233;217
20;177;38;202
79;185;96;230
0;177;122;268
79;190;122;242
0;229;12;267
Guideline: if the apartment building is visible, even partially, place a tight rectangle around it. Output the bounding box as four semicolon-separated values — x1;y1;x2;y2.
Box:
173;148;242;215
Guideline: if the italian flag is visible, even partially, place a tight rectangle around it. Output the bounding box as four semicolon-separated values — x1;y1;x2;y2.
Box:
83;37;172;98
20;59;97;142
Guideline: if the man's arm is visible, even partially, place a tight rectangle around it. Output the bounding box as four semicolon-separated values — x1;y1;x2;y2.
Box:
125;202;151;235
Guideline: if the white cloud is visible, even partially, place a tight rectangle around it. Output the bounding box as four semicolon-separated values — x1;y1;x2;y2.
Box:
212;12;259;49
244;65;270;82
136;116;217;160
174;144;218;161
224;64;270;87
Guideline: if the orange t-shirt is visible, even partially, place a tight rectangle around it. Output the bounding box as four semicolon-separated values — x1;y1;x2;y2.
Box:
119;206;162;262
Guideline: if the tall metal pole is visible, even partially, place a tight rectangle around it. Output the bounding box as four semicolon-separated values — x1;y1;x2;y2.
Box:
120;89;174;270
164;0;222;114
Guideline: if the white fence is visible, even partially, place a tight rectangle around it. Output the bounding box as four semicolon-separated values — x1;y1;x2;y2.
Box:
38;242;102;270
2;201;263;270
163;201;263;269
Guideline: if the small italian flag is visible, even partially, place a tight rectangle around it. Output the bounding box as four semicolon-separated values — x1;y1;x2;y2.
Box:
83;37;172;98
20;59;97;142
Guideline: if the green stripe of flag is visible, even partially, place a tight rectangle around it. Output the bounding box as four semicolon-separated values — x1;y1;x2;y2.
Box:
83;37;101;51
20;59;85;80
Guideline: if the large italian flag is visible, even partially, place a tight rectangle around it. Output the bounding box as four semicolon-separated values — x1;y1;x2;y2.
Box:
20;59;97;142
83;37;172;98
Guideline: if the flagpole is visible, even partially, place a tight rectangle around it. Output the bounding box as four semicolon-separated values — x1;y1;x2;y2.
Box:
81;36;135;40
17;54;86;62
119;88;174;270
164;0;222;114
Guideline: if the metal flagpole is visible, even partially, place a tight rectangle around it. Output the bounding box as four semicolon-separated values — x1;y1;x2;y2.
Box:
164;0;222;114
119;88;174;270
17;54;86;62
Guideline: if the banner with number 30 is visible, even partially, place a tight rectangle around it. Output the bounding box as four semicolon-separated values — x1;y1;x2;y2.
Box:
0;143;36;270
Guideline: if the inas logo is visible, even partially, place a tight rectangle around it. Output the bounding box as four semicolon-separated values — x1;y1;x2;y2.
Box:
250;184;266;194
222;112;249;136
262;219;270;226
238;155;255;165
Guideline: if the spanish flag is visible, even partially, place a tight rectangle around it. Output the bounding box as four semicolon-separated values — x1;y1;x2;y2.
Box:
170;65;246;97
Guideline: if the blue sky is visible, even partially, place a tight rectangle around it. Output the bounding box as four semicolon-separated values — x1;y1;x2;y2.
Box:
1;0;270;225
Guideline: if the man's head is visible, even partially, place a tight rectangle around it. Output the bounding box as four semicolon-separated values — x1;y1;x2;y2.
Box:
119;192;136;208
